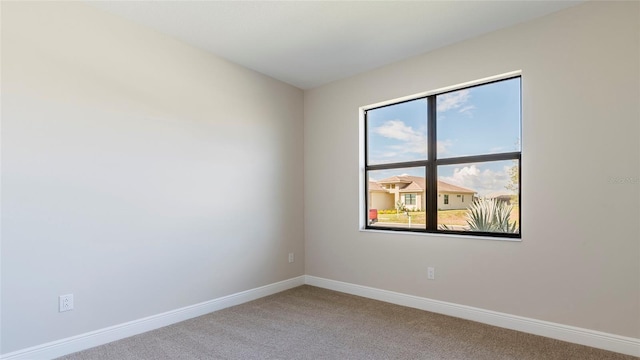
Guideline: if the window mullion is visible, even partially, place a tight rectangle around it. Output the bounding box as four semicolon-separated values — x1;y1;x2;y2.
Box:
436;152;520;166
426;96;438;231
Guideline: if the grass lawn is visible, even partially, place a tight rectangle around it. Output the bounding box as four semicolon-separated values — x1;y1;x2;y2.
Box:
377;212;426;224
375;205;519;228
438;209;468;226
376;210;469;225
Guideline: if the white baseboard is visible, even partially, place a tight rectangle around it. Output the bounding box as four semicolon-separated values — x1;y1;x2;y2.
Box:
304;275;640;357
3;275;638;359
0;276;305;360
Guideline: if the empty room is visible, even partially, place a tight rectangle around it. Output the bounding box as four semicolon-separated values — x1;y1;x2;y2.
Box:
1;1;638;359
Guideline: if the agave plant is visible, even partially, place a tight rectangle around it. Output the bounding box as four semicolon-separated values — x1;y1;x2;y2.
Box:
440;198;518;233
465;198;518;233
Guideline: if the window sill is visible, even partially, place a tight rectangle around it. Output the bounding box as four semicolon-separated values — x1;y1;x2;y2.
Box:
358;228;522;242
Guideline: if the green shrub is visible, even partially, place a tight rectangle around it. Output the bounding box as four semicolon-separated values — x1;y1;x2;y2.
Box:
376;209;396;214
466;198;518;233
441;198;518;233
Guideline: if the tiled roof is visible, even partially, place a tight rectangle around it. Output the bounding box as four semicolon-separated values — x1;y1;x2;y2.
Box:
377;176;413;184
375;175;476;194
399;181;423;192
378;175;424;188
368;181;385;191
438;181;476;194
486;190;516;198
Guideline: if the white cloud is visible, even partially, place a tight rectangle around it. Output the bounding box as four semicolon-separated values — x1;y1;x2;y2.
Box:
439;164;512;196
437;89;471;113
374;120;422;142
372;121;458;161
373;120;426;160
458;105;475;116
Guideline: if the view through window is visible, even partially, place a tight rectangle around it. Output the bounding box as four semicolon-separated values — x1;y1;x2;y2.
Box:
364;76;521;238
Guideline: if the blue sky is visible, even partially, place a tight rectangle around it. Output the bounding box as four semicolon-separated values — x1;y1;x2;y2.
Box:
367;78;520;196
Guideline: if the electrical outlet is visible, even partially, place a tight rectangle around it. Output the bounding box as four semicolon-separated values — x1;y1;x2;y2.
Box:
427;267;435;280
59;294;74;312
288;253;294;263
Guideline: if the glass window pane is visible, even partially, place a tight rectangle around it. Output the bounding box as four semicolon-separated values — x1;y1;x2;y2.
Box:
367;167;426;229
437;160;519;234
436;78;521;159
367;98;428;165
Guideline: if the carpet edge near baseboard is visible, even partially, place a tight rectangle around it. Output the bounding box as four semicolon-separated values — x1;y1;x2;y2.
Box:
304;275;640;357
2;275;638;359
0;276;306;360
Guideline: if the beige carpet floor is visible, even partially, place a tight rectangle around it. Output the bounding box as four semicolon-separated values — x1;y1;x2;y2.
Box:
57;285;637;360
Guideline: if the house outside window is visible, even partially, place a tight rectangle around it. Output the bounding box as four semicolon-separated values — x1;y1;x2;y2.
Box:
364;74;521;238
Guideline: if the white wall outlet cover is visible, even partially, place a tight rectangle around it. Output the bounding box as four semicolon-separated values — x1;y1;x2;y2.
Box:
427;267;435;280
59;294;74;312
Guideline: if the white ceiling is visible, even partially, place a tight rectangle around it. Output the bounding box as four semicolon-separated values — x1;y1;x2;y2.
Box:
89;1;584;89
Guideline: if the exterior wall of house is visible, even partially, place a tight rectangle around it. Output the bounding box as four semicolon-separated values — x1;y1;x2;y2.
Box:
370;189;471;211
383;188;401;209
370;192;394;210
400;192;424;211
438;192;472;210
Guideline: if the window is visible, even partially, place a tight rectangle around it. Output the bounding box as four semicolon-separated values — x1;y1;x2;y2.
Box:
404;194;416;205
364;75;521;238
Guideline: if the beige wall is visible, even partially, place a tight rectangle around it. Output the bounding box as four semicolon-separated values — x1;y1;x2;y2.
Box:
438;193;471;210
305;1;639;339
370;192;394;211
1;2;304;353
